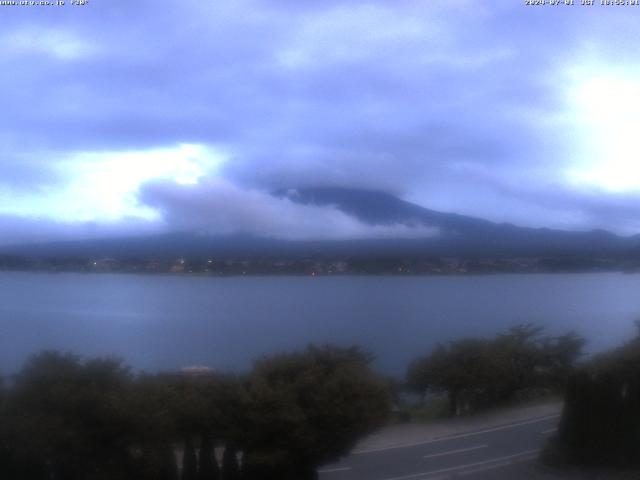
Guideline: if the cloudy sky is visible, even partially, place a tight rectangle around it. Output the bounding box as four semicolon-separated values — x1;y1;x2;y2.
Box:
2;0;640;244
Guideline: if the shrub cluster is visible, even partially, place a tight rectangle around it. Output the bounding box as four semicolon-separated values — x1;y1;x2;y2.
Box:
406;325;585;415
547;325;640;468
0;346;390;480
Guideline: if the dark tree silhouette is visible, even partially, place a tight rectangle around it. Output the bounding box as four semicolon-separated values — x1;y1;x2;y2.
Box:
0;345;389;480
239;345;390;479
197;433;219;480
407;325;585;415
548;326;640;468
182;437;197;480
222;444;240;480
7;352;136;479
158;446;180;480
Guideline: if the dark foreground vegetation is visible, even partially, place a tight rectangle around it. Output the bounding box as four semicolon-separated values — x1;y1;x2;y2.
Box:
545;324;640;470
3;323;638;479
406;324;585;416
0;346;390;480
406;324;640;472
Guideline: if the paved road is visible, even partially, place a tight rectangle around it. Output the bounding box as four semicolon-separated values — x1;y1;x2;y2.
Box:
318;414;560;480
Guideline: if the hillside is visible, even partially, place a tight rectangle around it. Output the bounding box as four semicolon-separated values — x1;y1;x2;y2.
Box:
2;188;639;260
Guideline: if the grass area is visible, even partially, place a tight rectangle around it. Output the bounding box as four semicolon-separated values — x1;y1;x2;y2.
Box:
405;398;450;421
392;396;450;423
393;392;564;425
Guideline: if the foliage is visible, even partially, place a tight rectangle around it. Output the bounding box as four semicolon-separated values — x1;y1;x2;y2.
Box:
197;433;219;480
0;345;390;479
182;437;197;480
239;345;391;479
547;324;640;468
402;396;450;421
407;325;585;415
221;445;240;480
3;351;135;479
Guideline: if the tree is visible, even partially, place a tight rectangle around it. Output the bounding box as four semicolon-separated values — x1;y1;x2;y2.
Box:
239;345;391;479
197;433;219;480
7;351;136;480
127;374;182;479
182;437;197;480
408;338;500;415
538;331;586;388
492;324;544;397
407;325;585;416
158;446;180;480
221;444;240;480
548;325;640;468
0;375;15;477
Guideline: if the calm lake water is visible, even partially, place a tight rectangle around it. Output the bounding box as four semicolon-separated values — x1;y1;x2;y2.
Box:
1;272;639;376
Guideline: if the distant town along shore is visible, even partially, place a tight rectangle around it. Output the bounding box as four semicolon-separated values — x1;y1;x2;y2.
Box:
1;255;639;276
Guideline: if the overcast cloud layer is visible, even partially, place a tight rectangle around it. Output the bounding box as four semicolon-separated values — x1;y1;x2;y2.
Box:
2;0;640;244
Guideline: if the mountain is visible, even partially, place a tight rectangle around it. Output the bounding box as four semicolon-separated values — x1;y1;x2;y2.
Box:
2;187;640;260
282;187;640;258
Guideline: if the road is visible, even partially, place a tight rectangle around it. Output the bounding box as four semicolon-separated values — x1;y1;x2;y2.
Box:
318;413;560;480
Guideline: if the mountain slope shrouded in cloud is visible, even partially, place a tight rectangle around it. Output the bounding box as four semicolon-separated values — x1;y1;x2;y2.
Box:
283;187;639;257
2;188;639;260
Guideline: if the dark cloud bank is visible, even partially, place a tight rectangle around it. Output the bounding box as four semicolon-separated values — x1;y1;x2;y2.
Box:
2;1;640;243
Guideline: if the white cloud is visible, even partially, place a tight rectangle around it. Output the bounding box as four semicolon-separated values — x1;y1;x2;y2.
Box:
3;1;640;237
0;144;226;222
0;214;162;247
1;26;96;61
140;178;439;241
566;70;640;193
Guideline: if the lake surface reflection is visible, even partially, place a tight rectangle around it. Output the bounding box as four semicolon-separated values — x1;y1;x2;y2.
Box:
1;272;639;376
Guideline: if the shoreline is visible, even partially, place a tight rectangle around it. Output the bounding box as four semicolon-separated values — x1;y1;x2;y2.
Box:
0;268;639;278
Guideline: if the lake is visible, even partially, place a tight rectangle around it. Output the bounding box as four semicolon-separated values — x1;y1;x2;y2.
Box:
1;272;639;377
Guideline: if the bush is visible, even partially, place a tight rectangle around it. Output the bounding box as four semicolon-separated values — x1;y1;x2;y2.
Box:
547;326;640;468
0;345;391;480
407;325;584;415
239;345;391;479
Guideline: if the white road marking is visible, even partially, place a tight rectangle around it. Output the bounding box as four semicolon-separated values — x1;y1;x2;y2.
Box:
423;444;488;460
541;428;557;435
383;449;540;480
458;451;539;476
457;461;512;476
353;414;559;454
431;415;560;442
318;466;352;474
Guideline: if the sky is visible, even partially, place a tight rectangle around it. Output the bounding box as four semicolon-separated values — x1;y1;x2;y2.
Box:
2;0;640;245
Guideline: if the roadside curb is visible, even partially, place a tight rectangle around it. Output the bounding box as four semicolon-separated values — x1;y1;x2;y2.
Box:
353;402;563;454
